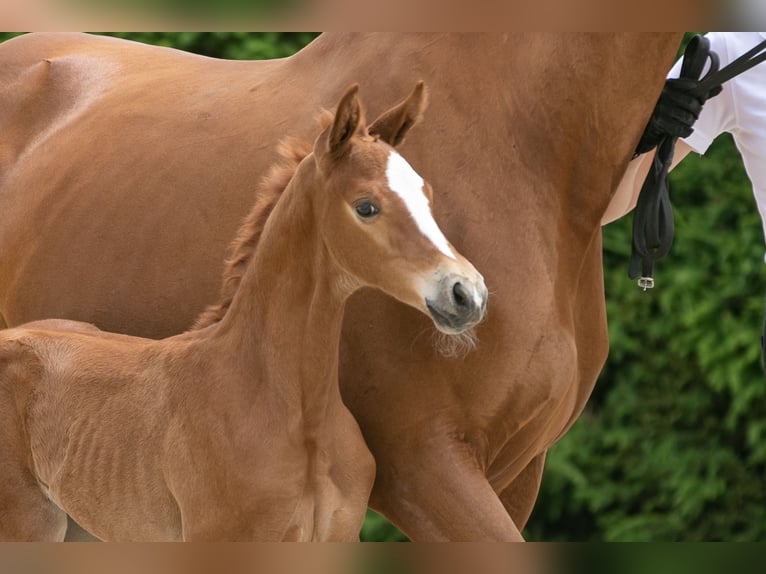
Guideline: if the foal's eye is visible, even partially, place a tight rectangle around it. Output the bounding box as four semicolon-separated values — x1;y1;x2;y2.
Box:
354;201;379;219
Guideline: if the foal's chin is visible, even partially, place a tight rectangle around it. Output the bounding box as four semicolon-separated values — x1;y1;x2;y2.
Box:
430;325;479;359
425;310;484;358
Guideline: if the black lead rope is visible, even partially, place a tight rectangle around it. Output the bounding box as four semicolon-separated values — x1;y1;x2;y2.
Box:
629;35;720;290
628;134;677;290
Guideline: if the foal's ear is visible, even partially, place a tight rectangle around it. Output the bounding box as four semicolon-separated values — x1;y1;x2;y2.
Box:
369;81;428;147
329;83;363;155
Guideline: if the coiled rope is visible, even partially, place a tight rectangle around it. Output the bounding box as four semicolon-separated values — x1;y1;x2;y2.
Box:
629;34;766;290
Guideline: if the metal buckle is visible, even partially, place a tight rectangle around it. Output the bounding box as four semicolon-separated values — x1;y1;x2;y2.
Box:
637;276;655;291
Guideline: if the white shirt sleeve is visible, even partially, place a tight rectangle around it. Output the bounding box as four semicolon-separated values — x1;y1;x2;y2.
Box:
667;32;738;155
668;32;766;260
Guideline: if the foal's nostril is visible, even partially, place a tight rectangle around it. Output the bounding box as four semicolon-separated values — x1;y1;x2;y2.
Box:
452;282;470;310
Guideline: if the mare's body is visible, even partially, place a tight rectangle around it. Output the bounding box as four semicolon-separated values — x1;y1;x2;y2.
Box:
0;33;681;540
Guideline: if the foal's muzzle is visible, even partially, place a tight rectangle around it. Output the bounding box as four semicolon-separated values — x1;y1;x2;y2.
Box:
426;276;488;334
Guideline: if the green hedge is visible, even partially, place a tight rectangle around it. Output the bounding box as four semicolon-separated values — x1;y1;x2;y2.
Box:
101;32;318;60
0;32;317;60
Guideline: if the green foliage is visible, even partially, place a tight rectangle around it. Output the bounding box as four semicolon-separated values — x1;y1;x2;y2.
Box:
527;133;766;541
360;510;408;542
0;32;317;60
0;33;24;43
100;32;318;60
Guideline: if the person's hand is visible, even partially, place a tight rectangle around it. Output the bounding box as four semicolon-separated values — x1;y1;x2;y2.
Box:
634;77;722;156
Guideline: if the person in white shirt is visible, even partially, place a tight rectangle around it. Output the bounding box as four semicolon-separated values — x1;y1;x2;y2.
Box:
604;32;766;367
604;32;766;243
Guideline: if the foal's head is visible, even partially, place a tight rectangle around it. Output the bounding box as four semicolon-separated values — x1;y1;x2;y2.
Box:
308;83;487;335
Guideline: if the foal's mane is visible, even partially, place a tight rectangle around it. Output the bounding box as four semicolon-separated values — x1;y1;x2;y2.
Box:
191;112;332;330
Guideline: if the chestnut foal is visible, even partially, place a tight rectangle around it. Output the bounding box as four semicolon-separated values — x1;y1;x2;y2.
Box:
0;83;487;541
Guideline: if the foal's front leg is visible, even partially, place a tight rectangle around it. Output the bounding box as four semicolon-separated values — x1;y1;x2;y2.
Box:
176;485;367;541
171;473;305;541
179;505;294;541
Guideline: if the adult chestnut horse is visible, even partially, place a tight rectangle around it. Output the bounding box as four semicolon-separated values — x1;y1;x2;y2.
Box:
0;83;487;541
0;33;680;541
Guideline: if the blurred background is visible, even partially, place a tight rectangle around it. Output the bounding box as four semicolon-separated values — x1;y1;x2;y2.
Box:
2;32;763;542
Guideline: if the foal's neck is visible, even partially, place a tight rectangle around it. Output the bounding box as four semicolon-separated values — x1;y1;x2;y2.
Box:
211;162;351;420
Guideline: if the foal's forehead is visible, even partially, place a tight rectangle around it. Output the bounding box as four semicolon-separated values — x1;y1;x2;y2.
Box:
384;150;456;260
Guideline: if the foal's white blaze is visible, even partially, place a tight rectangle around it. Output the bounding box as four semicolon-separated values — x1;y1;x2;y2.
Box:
385;151;456;260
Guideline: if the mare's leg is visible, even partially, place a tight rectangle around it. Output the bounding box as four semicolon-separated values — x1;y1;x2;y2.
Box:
369;434;523;541
498;451;546;534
